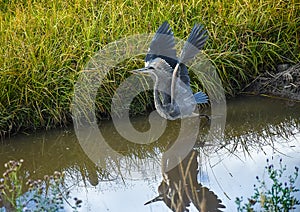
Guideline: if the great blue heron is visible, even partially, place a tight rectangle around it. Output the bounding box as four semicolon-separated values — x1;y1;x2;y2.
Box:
133;21;208;120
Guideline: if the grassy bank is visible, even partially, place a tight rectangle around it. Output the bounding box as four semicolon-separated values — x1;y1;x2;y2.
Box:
0;0;299;135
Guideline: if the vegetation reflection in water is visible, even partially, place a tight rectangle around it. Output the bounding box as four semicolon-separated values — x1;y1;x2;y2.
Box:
0;96;299;211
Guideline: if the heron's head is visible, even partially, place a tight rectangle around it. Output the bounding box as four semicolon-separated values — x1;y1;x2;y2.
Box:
146;58;173;73
131;58;172;79
130;66;154;76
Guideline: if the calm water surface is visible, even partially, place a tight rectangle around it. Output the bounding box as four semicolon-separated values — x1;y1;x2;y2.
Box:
0;96;300;211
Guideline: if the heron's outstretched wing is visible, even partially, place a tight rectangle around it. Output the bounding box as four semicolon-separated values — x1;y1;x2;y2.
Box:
145;21;177;68
179;24;208;64
172;24;208;98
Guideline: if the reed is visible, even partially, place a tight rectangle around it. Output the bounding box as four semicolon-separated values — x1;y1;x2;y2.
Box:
0;0;299;135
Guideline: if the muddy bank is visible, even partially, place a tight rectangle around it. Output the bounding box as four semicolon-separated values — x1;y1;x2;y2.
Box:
245;63;300;100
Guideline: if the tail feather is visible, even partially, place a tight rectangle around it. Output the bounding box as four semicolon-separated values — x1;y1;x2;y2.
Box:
194;91;208;104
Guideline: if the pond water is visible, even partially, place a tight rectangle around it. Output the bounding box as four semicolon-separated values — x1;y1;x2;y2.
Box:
0;96;300;211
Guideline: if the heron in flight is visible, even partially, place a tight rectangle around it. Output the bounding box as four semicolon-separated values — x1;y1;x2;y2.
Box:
133;21;208;120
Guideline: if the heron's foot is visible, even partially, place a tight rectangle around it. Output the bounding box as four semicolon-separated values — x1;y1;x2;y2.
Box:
190;112;210;123
199;114;211;124
198;114;210;121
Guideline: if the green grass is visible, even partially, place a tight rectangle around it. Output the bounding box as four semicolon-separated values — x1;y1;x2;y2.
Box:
0;0;299;135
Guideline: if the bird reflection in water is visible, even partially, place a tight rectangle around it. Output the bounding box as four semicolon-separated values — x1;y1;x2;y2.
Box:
144;149;225;212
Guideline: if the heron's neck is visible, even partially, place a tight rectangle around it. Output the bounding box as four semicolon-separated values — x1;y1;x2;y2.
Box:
171;63;180;104
152;74;172;109
153;75;166;108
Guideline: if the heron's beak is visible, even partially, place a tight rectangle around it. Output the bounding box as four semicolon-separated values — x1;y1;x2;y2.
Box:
130;67;152;76
144;194;164;205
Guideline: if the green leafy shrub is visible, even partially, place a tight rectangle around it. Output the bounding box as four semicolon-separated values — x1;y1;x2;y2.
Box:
0;160;81;211
236;158;300;212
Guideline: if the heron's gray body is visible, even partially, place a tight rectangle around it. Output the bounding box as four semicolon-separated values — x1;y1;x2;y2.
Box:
144;58;197;120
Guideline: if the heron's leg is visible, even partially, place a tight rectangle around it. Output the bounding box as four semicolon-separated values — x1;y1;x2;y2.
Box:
196;106;210;123
198;114;210;122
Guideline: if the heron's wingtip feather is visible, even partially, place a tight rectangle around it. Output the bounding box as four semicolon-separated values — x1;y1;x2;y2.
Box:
146;21;177;65
179;24;208;63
